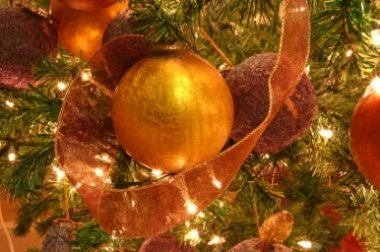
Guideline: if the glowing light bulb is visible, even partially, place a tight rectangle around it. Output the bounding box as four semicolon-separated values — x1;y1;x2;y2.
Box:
371;29;380;46
5;100;14;108
8;152;16;162
207;235;226;245
185;229;200;243
305;65;310;75
319;129;333;139
345;49;353;57
185;201;198;215
298;240;312;249
151;169;163;178
57;81;67;91
81;69;92;81
197;211;205;218
94;167;104;177
212;178;222;189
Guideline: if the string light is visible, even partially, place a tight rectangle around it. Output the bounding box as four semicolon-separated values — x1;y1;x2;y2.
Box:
57;81;67;91
319;129;334;139
8;151;16;162
212;177;222;189
297;240;312;249
94;167;104;177
207;235;226;245
184;229;200;244
151;169;163;178
52;165;65;182
81;69;92;81
371;29;380;46
185;200;198;215
345;49;353;57
5;100;14;108
197;211;205;218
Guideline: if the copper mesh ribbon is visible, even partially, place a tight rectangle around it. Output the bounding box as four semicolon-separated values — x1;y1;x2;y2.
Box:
56;0;310;239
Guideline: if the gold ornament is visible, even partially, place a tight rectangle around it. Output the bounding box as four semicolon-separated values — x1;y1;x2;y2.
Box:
112;45;234;173
51;0;128;60
58;0;115;11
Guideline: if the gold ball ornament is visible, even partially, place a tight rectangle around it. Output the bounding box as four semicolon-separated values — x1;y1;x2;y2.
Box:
112;45;234;173
58;0;115;11
350;84;380;189
51;0;128;60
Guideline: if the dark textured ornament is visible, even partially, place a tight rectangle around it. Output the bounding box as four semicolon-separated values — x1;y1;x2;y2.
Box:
58;0;115;11
228;238;290;252
139;233;194;252
350;88;380;190
0;7;58;89
102;9;141;44
101;34;148;83
226;53;317;153
42;219;73;252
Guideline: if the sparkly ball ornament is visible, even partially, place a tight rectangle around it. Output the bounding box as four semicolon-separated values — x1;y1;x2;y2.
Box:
51;0;128;60
226;53;317;153
0;7;57;89
112;45;234;173
350;79;380;189
102;9;139;44
58;0;115;11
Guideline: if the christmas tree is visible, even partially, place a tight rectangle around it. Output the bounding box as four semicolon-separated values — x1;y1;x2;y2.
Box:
0;0;380;251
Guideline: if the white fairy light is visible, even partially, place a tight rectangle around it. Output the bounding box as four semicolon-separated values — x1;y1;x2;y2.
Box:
5;100;14;108
184;229;200;244
345;49;353;57
297;240;312;249
81;69;92;81
185;200;198;215
212;177;222;189
371;29;380;46
94;167;104;177
52;165;65;182
319;129;333;139
197;211;205;218
151;169;163;178
57;81;67;91
8;152;16;162
207;235;226;245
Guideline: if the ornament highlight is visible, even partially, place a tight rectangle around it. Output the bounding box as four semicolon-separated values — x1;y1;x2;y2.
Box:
51;0;128;60
350;83;380;189
226;53;317;153
0;7;57;89
112;45;234;172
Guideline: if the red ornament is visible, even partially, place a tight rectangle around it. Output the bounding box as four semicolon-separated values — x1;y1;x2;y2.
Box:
328;233;366;252
350;86;380;189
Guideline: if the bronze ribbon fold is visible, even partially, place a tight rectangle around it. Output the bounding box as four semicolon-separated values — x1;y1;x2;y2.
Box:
56;0;310;239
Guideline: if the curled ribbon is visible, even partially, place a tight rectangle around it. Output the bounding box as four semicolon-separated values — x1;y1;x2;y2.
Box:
56;0;310;239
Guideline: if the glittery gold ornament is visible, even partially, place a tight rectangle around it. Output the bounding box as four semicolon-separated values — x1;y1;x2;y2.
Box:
58;0;115;11
51;0;128;60
112;45;234;173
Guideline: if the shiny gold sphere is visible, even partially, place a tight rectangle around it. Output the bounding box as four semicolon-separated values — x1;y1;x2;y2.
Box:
112;46;234;173
51;0;128;60
58;0;115;11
